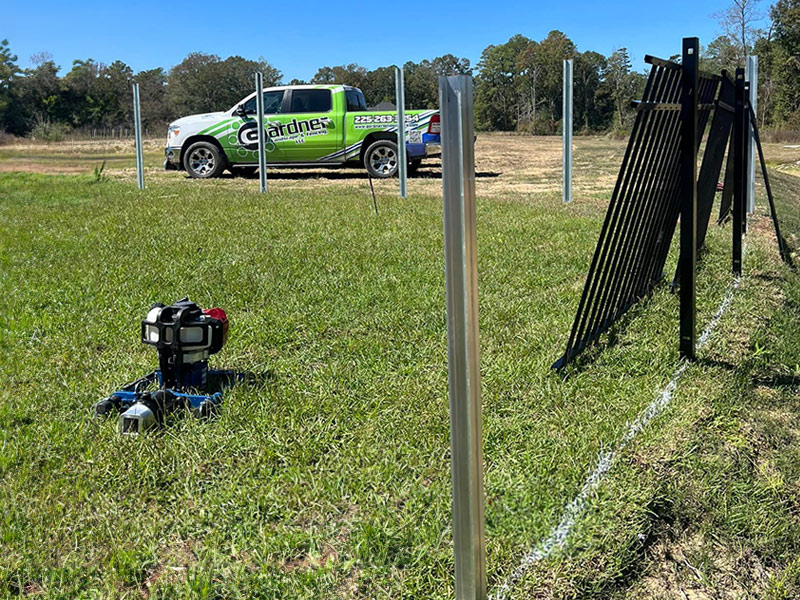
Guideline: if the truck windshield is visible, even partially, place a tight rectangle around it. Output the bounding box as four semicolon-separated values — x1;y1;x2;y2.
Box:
243;90;284;114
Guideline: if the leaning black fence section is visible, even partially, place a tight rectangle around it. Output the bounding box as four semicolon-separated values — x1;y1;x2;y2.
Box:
673;72;736;287
553;39;719;369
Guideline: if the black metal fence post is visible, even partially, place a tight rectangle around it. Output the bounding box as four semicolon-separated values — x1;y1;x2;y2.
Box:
733;68;745;276
679;37;699;360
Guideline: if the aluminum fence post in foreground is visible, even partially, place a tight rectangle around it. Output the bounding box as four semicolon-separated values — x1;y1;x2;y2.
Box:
679;37;699;361
132;83;144;190
255;72;267;193
439;74;487;600
746;55;758;214
562;59;573;203
395;65;408;198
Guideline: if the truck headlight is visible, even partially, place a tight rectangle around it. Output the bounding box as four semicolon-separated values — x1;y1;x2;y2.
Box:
168;125;180;137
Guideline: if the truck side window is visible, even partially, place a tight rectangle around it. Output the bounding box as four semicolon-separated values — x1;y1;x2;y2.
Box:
243;91;284;114
346;89;368;112
290;89;332;113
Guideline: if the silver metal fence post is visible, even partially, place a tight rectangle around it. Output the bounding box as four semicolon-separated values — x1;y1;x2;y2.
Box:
746;55;758;214
439;74;487;600
563;59;573;203
395;65;408;198
255;72;267;193
132;83;144;190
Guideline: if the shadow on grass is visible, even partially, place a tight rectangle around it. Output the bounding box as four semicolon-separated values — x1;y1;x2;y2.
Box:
551;287;663;378
203;169;502;181
205;369;275;394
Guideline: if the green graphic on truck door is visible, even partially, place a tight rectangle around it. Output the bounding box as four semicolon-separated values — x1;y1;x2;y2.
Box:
280;88;340;162
222;90;285;163
217;88;343;163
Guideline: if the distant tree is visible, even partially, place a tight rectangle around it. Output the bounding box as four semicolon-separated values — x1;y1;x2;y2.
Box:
772;0;800;50
18;60;62;127
475;35;530;130
403;60;437;109
30;51;53;66
603;48;639;129
714;0;765;65
402;55;472;110
574;51;609;131
431;54;472;77
536;31;577;130
311;63;369;90
703;35;741;74
63;59;105;126
0;39;24;134
768;0;800;127
167;53;281;115
135;67;170;130
364;66;395;107
97;60;134;127
515;40;543;130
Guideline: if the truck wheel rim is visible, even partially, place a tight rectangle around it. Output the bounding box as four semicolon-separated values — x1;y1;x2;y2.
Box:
189;148;215;175
369;146;397;175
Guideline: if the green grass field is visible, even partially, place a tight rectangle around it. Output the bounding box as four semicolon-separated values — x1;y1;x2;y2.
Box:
1;138;799;599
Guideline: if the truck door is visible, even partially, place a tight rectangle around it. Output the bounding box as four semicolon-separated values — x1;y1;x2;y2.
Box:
280;88;341;162
227;89;286;164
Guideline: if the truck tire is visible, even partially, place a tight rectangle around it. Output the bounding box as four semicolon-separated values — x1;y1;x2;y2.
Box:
408;159;422;175
364;140;399;178
183;141;226;179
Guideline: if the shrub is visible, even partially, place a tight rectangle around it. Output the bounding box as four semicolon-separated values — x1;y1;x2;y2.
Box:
30;121;71;142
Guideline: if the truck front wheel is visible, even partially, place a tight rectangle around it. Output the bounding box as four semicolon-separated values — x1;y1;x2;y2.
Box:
183;141;226;179
364;140;399;179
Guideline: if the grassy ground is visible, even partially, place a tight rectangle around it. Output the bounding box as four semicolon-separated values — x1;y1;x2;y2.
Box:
0;136;798;599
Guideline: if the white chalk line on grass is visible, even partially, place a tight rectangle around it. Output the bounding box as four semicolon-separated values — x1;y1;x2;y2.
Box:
493;276;742;600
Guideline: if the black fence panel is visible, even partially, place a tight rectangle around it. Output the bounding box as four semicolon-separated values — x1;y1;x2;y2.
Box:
673;73;735;287
553;51;720;369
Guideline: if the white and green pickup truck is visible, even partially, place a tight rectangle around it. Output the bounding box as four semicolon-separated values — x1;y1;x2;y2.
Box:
164;84;440;179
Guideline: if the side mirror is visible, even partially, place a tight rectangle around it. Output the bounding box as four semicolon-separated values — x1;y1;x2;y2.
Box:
235;104;247;117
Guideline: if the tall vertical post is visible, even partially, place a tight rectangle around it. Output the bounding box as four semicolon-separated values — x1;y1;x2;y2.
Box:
746;55;758;214
679;37;699;360
562;59;573;204
255;72;267;193
132;83;144;190
733;68;746;276
395;65;408;198
743;79;750;235
439;74;486;600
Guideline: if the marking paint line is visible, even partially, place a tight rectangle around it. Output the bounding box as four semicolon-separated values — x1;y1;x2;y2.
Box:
493;277;741;600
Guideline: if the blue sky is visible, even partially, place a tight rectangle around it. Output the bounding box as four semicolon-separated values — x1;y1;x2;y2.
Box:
3;0;764;80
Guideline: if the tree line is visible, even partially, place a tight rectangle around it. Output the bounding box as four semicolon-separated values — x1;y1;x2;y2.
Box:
0;0;797;139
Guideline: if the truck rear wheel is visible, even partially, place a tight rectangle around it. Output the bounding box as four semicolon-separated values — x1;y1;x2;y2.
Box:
364;140;399;179
183;141;225;179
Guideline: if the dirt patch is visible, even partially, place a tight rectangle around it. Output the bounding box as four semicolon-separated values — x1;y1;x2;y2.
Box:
334;566;362;599
0;134;628;202
630;533;770;600
281;542;338;572
142;537;197;594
